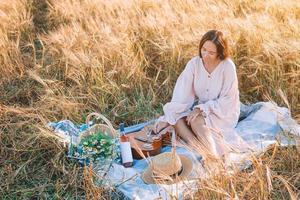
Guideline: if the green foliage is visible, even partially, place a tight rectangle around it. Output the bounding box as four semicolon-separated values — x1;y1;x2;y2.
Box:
73;131;114;162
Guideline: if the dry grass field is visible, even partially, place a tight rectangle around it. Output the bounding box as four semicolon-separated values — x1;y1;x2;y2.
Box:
0;0;299;199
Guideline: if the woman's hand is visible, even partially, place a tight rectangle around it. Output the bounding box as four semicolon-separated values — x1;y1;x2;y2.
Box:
154;121;170;134
186;108;203;125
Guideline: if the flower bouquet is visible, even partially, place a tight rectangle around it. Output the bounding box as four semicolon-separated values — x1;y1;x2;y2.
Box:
71;130;115;162
68;113;118;166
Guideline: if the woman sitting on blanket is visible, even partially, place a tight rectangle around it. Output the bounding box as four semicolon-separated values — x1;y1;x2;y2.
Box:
155;30;246;165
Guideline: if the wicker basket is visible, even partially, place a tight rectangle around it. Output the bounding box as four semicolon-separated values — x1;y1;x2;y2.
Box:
75;113;119;186
77;112;118;145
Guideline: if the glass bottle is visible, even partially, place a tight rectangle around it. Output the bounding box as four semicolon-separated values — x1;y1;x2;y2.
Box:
119;123;133;167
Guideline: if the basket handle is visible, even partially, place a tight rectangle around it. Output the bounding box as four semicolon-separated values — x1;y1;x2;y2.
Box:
85;112;117;138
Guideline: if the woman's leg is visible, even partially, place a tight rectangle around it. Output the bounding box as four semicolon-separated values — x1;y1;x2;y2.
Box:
174;117;197;145
174;116;225;159
189;115;220;160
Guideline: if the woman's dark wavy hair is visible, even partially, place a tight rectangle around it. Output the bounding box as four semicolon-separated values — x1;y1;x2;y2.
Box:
199;30;230;60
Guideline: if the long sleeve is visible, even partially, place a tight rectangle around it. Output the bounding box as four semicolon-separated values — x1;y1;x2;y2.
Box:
194;61;240;125
158;59;196;125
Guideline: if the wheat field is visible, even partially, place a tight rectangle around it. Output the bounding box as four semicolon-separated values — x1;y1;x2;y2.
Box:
0;0;299;199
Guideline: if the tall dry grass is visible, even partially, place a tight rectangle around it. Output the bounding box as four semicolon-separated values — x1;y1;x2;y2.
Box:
0;0;299;199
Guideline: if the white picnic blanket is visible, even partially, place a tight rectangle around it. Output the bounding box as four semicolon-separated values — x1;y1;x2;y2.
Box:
47;101;300;199
102;102;300;200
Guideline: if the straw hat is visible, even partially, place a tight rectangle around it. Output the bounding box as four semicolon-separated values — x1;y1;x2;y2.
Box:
142;152;193;184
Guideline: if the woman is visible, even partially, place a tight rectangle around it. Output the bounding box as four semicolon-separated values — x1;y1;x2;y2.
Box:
155;30;244;163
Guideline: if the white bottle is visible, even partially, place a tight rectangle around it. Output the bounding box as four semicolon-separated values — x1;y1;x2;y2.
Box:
119;123;133;167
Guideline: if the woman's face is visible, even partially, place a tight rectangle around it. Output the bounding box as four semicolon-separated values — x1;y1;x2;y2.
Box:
200;40;219;64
